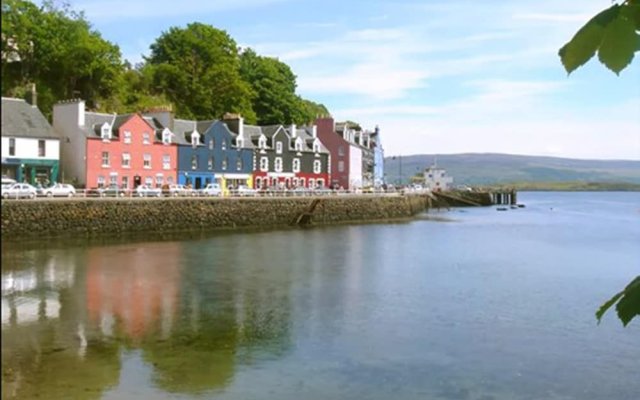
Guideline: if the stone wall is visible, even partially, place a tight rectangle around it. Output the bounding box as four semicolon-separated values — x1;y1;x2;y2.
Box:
1;195;428;240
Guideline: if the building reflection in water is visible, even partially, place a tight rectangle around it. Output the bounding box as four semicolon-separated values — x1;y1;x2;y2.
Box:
2;235;296;398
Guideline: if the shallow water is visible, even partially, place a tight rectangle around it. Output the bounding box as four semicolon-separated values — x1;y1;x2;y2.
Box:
2;192;639;399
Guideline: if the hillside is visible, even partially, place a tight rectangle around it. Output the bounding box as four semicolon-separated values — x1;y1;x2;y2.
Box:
383;153;640;186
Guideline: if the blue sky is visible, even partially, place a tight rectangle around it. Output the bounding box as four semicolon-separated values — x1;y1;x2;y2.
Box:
75;0;639;159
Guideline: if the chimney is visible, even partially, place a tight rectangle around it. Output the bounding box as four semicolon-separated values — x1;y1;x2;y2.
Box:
238;115;244;139
312;125;317;138
29;83;37;108
53;98;85;128
290;123;296;138
145;106;174;130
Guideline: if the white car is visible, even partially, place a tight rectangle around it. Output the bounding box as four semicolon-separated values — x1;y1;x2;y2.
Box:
200;183;222;197
43;183;76;198
1;177;17;189
135;185;162;197
167;184;193;197
2;183;37;199
235;185;257;197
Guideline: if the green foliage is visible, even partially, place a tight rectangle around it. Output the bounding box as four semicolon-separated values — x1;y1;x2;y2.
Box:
145;23;256;122
239;48;331;125
559;0;640;75
596;276;640;326
1;0;124;115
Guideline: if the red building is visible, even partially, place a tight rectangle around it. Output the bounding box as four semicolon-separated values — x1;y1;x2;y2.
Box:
316;117;350;189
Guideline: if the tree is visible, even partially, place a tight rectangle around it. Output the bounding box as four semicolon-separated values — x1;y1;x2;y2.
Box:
145;23;256;122
1;0;124;116
559;1;640;327
559;0;640;75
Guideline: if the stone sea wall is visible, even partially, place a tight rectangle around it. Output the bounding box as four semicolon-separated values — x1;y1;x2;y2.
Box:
1;195;428;240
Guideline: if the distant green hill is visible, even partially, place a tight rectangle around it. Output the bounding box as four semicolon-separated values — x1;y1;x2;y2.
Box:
384;153;640;187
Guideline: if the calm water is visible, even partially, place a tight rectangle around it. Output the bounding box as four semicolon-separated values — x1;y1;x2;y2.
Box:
2;192;639;400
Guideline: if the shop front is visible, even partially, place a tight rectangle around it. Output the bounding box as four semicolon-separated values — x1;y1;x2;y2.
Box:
1;158;59;185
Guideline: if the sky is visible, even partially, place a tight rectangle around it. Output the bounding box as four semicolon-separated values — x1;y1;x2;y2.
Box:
73;0;639;160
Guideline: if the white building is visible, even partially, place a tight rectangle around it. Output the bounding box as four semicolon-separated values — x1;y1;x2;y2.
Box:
423;164;453;191
1;97;60;184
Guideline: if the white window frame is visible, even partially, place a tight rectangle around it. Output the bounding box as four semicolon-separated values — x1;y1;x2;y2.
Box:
102;151;110;167
191;132;200;148
309;178;315;188
221;157;228;170
191;155;198;170
275;157;283;172
221;140;227;150
208;156;213;170
292;158;300;173
259;136;267;149
276;141;283;154
123;131;132;144
97;175;105;188
237;138;244;148
162;154;170;170
317;179;325;187
313;160;321;174
143;132;150;145
9;138;16;156
145;176;153;186
295;139;303;152
300;177;306;187
109;174;117;186
101;124;111;141
122;176;129;189
122;153;131;168
162;129;172;145
260;157;268;172
156;175;164;186
143;153;151;169
313;141;320;153
38;140;46;157
236;157;243;171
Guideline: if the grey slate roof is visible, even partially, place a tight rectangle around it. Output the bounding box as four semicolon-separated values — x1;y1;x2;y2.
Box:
81;111;114;138
1;97;58;139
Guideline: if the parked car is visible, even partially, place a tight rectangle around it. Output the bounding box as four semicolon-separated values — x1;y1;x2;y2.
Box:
2;183;37;199
200;183;222;197
1;177;17;189
135;184;162;197
42;183;76;198
313;186;333;195
94;185;127;197
166;184;194;197
291;187;311;196
234;185;258;197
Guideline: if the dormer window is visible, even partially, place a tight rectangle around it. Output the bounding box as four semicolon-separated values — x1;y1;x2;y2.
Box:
101;123;111;141
313;141;320;153
237;138;244;148
295;139;303;152
191;131;200;148
162;129;172;145
276;141;283;154
259;136;267;149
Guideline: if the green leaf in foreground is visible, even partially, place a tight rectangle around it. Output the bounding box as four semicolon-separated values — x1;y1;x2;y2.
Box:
596;276;640;326
558;4;620;74
597;14;638;75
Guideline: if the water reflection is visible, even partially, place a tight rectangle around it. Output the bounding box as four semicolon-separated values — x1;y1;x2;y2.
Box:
1;237;296;398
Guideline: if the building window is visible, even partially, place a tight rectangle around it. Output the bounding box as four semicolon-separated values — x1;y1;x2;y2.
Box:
123;131;131;144
167;176;174;184
109;174;117;186
338;161;345;172
122;176;129;189
101;125;111;141
221;157;228;170
191;132;200;148
208;156;213;170
236;157;243;171
191;155;197;170
145;176;152;186
338;146;345;156
143;132;150;145
313;160;321;174
309;178;315;188
38;140;46;157
97;175;105;188
9;138;16;156
300;177;305;187
313;142;320;153
162;130;171;145
292;158;300;173
275;157;283;172
293;178;299;187
209;139;214;150
122;153;131;168
295;140;303;152
156;175;163;187
143;154;151;169
259;136;267;149
317;179;325;187
237;138;244;148
276;141;283;154
260;157;268;172
102;151;110;167
221;140;226;151
163;154;170;170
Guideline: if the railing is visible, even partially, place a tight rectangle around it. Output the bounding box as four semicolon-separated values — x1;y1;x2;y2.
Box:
1;187;435;200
